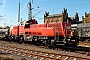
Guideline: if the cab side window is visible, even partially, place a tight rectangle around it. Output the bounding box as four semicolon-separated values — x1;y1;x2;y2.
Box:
25;22;30;28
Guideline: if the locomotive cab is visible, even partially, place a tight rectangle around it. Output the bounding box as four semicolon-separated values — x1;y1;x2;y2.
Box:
18;19;38;26
25;19;38;28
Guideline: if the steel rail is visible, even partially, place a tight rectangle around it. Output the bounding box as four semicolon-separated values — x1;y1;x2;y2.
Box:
0;45;89;60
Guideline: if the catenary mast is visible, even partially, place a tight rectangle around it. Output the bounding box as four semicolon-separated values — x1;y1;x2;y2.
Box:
27;2;32;20
18;0;20;23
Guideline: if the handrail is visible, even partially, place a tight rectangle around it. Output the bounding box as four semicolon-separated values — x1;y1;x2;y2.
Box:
53;27;59;40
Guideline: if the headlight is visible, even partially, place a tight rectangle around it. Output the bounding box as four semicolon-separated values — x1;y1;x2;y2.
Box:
67;39;70;41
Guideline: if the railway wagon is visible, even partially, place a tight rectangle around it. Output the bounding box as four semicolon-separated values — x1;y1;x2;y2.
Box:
10;20;79;47
0;28;10;40
76;23;90;41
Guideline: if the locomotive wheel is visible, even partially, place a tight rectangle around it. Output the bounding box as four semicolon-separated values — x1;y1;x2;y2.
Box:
12;36;16;42
32;38;36;44
18;37;23;44
50;40;56;49
52;41;56;49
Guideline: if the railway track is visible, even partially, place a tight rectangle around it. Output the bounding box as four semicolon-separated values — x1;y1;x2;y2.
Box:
0;40;90;60
0;44;90;60
60;45;90;55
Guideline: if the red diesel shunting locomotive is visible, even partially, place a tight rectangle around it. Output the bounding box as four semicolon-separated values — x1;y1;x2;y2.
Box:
10;19;78;47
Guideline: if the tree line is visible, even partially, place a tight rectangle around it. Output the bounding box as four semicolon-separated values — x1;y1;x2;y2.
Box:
0;26;10;29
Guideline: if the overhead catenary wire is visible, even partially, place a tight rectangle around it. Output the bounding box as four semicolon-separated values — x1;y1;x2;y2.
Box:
53;2;90;11
33;0;39;8
69;6;90;11
0;0;6;13
66;2;89;8
0;3;4;5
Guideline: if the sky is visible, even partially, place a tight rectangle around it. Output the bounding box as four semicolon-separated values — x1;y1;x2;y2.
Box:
0;0;90;27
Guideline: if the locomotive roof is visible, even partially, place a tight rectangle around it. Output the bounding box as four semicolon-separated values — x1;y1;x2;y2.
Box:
18;20;27;26
77;23;90;27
